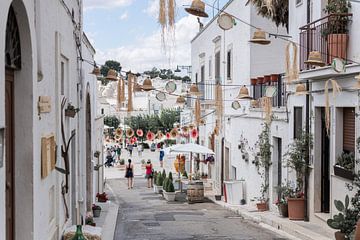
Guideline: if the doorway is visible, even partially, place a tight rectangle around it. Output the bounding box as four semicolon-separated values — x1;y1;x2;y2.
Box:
5;68;14;240
321;108;330;213
272;137;282;202
86;94;93;211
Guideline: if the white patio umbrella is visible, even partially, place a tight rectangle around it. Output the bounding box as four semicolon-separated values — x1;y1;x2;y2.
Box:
164;143;214;180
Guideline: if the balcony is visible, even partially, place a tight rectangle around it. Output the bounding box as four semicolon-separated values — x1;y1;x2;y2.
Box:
299;13;352;71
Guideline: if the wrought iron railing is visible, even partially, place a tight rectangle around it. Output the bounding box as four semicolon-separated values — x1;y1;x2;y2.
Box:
299;13;352;71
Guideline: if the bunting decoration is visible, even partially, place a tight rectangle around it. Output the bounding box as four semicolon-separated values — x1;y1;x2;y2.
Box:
324;79;342;135
285;41;299;83
127;73;134;112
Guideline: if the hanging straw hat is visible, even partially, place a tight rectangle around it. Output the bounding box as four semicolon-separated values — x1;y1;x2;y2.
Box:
170;128;178;138
90;66;101;76
249;29;271;45
142;78;153;91
236;86;252;100
353;74;360;89
189;84;202;96
294;84;308;95
185;0;209;18
304;51;325;67
133;83;142;92
106;69;118;81
176;95;186;105
115;128;123;136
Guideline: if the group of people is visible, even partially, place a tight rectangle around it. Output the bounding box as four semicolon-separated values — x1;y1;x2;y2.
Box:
105;145;122;167
125;159;154;189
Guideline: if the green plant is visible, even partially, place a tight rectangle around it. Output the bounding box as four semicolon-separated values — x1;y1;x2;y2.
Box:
274;182;293;206
284;129;313;195
167;180;175;192
327;195;357;238
163;177;169;191
168;172;173;181
156;174;164;186
153;171;158;184
141;159;146;165
336;151;356;171
162;169;166;179
322;0;351;37
182;171;188;179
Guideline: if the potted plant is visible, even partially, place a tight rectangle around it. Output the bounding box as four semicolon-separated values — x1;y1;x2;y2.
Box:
323;0;352;63
327;195;357;240
270;74;278;83
141;159;146;169
275;182;292;218
264;75;271;85
154;172;164;194
334;151;356;180
65;103;80;118
118;158;126;170
284;129;312;220
96;192;108;202
85;213;96;226
92;204;101;218
250;78;257;85
253;123;272;211
163;177;176;202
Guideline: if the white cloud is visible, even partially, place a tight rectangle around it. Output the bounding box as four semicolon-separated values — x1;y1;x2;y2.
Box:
119;11;128;20
84;0;133;10
94;15;199;72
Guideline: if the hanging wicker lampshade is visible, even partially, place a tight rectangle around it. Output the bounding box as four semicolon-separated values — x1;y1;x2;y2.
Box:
189;84;202;96
294;84;308;95
185;0;208;18
236;86;252;100
90;66;101;76
249;29;271;45
176;95;186;105
106;69;118;81
142;77;153;91
115;128;123;136
304;51;325;67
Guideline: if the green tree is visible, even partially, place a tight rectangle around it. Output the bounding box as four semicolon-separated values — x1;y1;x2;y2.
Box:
160;109;180;132
99;60;122;85
104;116;120;129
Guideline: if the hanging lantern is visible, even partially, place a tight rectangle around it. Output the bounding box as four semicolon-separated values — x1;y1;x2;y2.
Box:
136;129;143;137
90;66;101;76
166;132;171;139
146;131;155;141
105;69;118;81
185;0;209;18
142;77;153;91
294;84;308;96
170;128;178;138
126;128;134;138
249;29;271;45
176;95;186;106
190;128;199;139
115;128;123;136
304;51;325;67
189;84;202;96
236;86;252;100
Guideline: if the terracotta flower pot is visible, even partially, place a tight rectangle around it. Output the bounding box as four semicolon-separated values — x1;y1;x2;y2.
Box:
278;204;288;218
334;231;346;240
250;78;257;85
257;77;264;85
264;75;271;85
327;34;348;64
287;198;305;220
270;74;278;83
256;202;268;212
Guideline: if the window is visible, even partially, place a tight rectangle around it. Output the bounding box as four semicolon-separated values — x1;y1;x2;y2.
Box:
200;65;205;99
60;62;65;95
209;57;212;78
294;107;303;139
296;0;302;6
343;107;355;153
215;51;220;83
227;49;232;80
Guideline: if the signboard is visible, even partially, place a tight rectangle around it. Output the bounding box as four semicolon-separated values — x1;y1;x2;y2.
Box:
41;134;56;178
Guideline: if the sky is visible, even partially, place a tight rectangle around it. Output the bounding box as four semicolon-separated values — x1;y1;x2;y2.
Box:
83;0;228;73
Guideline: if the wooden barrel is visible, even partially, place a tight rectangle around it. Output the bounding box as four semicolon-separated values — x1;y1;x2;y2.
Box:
187;181;204;203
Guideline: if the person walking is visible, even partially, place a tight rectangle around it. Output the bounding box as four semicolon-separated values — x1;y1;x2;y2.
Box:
125;159;134;189
116;145;121;162
138;144;143;157
159;146;165;168
145;160;153;188
128;144;133;157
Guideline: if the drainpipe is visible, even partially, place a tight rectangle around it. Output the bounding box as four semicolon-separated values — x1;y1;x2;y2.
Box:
304;0;311;222
221;137;225;195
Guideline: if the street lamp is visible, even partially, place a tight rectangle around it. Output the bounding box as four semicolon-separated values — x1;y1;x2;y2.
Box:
174;65;192;75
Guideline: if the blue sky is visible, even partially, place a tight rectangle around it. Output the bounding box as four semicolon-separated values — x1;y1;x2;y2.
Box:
83;0;228;72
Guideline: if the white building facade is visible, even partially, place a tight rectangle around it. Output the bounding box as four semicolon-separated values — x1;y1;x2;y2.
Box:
0;0;100;239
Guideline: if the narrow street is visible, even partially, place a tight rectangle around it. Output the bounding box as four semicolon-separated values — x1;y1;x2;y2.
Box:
104;149;289;240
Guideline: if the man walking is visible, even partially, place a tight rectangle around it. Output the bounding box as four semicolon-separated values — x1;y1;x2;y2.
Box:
159;146;164;168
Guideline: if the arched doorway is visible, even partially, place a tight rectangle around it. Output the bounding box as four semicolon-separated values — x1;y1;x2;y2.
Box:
4;2;34;239
86;93;93;210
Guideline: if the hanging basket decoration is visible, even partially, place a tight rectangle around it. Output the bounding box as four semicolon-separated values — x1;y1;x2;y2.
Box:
146;131;155;141
115;128;123;136
190;128;199;139
166;132;171;139
142;77;154;91
114;134;121;141
130;138;136;145
304;51;325;67
126;128;134;138
136;129;143;137
249;29;271;45
90;66;101;76
165;81;177;93
185;0;209;18
170;128;178;138
157;131;164;139
132;136;138;143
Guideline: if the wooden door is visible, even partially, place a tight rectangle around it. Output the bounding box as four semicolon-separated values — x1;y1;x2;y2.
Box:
321;108;330;213
5;68;14;240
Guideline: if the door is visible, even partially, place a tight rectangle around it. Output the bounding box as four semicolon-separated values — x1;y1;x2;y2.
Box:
321;108;330;213
5;68;14;240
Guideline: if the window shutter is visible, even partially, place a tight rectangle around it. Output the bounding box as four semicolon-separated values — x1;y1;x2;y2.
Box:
343;107;355;152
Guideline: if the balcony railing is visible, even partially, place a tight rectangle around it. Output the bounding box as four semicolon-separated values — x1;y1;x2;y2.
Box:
299;13;352;71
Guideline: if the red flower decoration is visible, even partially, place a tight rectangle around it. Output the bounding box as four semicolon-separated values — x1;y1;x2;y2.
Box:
136;129;143;137
132;136;138;143
146;131;155;141
130;138;135;145
190;129;198;139
166;132;171;139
